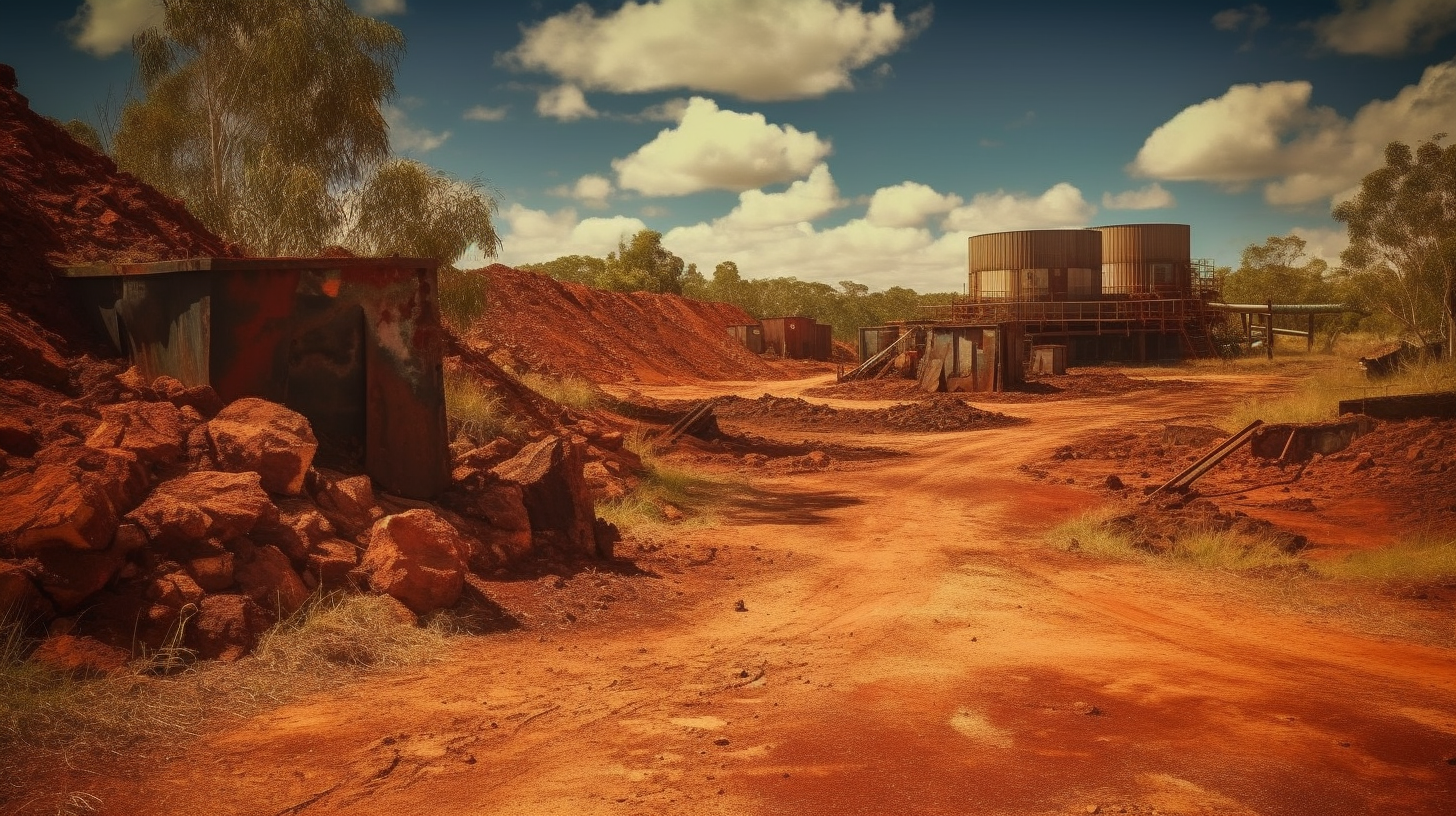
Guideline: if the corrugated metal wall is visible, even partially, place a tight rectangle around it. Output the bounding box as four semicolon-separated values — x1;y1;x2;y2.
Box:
1096;224;1192;296
967;230;1102;300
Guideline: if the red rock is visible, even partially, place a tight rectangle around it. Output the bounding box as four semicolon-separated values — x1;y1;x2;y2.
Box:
190;594;271;661
311;471;380;537
85;400;185;463
146;570;205;608
0;414;38;456
33;542;130;612
207;398;318;495
0;559;50;619
252;499;335;562
186;553;235;592
359;509;470;614
0;302;70;389
171;384;224;418
0;450;144;552
31;634;131;676
461;479;533;570
306;538;359;587
233;542;309;616
126;470;276;545
491;435;597;555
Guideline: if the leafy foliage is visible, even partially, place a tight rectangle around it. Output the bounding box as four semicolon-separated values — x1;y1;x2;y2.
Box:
1334;137;1456;354
346;158;501;266
521;237;953;340
114;0;404;255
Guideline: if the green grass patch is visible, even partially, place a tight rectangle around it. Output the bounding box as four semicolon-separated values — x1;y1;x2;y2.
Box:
1313;537;1456;582
518;371;601;411
445;368;524;443
437;267;489;335
595;432;739;530
1;594;459;811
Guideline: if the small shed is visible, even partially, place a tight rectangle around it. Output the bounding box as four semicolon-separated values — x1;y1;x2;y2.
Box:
727;323;765;354
920;323;1025;392
761;316;832;361
59;256;449;499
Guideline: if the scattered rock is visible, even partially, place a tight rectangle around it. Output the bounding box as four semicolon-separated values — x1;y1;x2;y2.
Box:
127;470;276;546
1350;452;1375;473
1104;474;1125;490
492;435;598;555
208;398;318;495
232;541;309;616
84;400;186;464
191;593;271;661
734;599;747;612
31;634;131;676
359;509;471;614
310;471;380;538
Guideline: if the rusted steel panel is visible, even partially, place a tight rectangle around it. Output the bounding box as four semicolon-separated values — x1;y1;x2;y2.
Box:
727;324;764;354
760;316;821;359
814;324;833;361
58;256;448;499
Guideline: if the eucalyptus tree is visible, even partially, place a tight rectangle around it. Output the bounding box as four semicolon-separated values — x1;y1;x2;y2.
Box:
113;0;404;254
1334;137;1456;355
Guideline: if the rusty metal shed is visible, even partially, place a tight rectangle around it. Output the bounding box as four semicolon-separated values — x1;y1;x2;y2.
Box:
59;256;449;499
760;316;831;361
968;230;1102;301
727;323;765;354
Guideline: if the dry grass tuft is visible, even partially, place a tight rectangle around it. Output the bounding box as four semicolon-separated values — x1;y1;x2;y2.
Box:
1314;536;1456;582
445;367;524;443
1048;508;1305;573
596;431;739;530
1;594;459;813
518;371;601;411
1219;356;1456;431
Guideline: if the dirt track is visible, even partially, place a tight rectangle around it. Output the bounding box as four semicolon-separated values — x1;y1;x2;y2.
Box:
62;369;1456;815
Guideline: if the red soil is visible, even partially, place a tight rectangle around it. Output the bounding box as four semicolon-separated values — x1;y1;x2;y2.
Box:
0;64;236;347
469;264;825;385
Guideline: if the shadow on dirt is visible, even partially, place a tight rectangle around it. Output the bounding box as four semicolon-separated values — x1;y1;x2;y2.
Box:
716;484;863;526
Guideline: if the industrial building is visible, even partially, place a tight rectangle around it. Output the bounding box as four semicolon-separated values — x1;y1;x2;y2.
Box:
846;224;1225;390
727;315;834;361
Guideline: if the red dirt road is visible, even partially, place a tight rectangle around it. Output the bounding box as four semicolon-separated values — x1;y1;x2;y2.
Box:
64;370;1456;816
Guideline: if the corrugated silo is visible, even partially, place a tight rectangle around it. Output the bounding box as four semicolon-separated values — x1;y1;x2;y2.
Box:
967;229;1102;301
1096;223;1192;297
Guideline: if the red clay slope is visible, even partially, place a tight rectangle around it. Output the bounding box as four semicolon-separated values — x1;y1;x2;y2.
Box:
0;63;237;346
474;263;813;384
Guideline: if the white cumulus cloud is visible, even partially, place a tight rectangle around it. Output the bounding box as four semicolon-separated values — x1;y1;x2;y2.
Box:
488;204;649;269
722;164;845;229
1130;59;1456;206
463;104;508;122
865;181;964;228
501;0;929;102
1102;183;1177;210
550;174;617;208
1290;226;1350;266
612;97;832;196
941;183;1097;234
1314;0;1456;56
68;0;163;58
384;104;449;153
536;84;599;121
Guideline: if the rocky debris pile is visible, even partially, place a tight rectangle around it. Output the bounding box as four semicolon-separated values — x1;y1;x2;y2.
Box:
972;369;1203;403
0;347;615;666
470;264;820;385
711;393;1019;433
1098;495;1310;558
0;63;236;352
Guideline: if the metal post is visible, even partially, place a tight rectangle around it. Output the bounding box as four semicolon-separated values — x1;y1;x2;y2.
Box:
1266;301;1274;360
1307;313;1315;352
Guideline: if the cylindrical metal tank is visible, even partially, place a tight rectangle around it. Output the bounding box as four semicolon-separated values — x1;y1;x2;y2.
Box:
967;229;1102;301
1096;223;1191;297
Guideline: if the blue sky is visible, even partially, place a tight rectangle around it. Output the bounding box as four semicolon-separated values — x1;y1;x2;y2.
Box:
5;1;1456;291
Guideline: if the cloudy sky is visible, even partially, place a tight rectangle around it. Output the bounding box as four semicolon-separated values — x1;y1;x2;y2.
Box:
6;0;1456;291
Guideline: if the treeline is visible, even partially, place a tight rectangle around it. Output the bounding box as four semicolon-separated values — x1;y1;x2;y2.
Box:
518;230;955;340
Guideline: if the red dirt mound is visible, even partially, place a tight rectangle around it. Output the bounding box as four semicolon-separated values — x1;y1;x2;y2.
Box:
0;64;238;346
471;264;818;384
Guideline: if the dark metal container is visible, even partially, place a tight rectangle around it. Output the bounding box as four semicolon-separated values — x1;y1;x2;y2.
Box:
60;257;449;499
